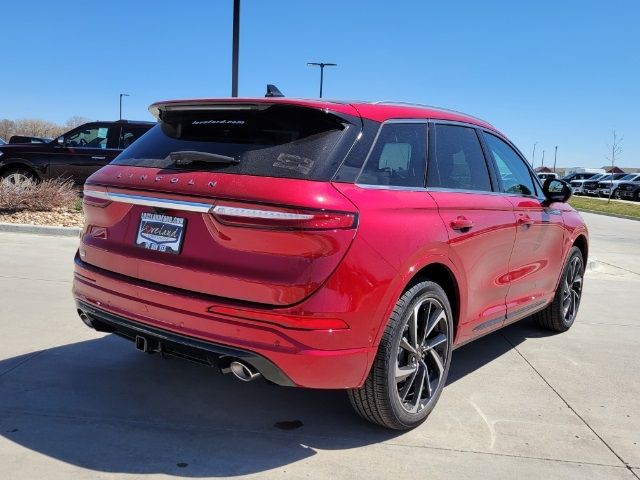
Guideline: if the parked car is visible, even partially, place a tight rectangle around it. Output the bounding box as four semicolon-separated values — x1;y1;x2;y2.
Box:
617;181;640;201
0;120;154;184
582;173;626;196
74;98;588;430
8;135;51;144
597;173;640;198
565;172;602;195
537;172;558;181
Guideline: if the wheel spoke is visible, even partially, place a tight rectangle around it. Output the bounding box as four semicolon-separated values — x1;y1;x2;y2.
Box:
429;348;445;381
409;304;420;349
400;337;417;354
410;364;427;413
426;332;447;350
421;360;432;398
399;369;418;401
395;362;418;382
426;307;446;339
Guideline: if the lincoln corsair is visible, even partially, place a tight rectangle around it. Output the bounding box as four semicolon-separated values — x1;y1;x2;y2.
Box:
73;98;588;429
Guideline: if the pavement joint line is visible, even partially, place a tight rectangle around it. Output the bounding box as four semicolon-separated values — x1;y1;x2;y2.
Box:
0;274;72;284
0;351;47;379
500;332;640;480
590;259;640;277
0;407;631;471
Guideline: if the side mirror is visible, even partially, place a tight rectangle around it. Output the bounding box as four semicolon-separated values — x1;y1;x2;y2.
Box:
543;178;572;203
57;136;65;146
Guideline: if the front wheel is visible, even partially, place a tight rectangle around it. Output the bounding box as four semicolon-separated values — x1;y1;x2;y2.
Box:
348;281;453;430
533;246;584;332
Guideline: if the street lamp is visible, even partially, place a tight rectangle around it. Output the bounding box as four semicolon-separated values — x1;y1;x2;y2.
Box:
531;141;538;167
307;62;337;98
553;146;558;173
119;93;130;120
231;0;240;97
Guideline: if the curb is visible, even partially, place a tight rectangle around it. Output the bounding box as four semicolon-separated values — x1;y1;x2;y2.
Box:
575;208;640;222
0;222;81;237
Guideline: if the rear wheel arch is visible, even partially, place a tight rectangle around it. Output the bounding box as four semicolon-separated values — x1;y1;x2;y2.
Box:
409;263;460;337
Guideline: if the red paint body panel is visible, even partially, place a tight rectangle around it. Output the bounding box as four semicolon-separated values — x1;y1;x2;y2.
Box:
72;98;588;389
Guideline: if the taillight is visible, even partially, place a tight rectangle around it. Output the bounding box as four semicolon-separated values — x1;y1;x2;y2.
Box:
211;200;357;230
83;189;112;208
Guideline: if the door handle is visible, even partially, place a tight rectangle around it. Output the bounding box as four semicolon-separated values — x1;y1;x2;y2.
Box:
91;156;106;160
450;216;474;232
518;215;534;228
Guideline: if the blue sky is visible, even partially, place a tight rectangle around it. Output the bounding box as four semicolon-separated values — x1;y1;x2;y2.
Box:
1;0;638;168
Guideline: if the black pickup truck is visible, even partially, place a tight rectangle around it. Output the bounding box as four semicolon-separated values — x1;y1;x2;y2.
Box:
0;119;154;184
617;181;640;201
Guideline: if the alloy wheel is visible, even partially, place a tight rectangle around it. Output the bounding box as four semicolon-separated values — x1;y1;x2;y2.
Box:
2;173;31;186
395;297;449;414
562;255;583;323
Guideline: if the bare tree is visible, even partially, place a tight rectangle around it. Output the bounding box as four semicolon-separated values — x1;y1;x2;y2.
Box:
64;116;92;130
0;119;15;141
605;130;623;203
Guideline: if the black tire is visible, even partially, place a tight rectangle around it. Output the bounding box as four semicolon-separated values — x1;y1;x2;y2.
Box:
348;281;453;430
1;167;36;185
633;191;640;202
533;246;584;332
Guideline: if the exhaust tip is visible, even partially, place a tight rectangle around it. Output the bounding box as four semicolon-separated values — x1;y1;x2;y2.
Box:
229;360;261;382
78;310;94;329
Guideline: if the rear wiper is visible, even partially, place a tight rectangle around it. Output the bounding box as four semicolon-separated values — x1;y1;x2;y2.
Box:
169;151;239;166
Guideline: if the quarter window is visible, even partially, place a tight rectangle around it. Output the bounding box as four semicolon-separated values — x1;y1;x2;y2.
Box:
427;124;492;192
357;123;427;188
484;133;537;196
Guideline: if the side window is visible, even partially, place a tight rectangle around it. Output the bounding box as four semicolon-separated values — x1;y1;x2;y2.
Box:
66;126;108;149
120;126;148;149
484;133;537;196
427;124;492;192
357;122;427;188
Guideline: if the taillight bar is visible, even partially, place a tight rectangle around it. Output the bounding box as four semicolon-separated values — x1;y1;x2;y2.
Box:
211;201;357;230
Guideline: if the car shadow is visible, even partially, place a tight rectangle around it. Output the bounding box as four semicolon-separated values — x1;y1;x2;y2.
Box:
0;317;551;477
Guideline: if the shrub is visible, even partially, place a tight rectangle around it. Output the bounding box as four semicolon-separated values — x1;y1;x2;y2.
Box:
0;178;79;212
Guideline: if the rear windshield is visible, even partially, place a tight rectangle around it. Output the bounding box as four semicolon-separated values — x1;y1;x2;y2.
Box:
112;105;358;181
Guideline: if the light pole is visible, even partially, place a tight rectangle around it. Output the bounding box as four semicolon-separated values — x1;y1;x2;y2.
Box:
307;62;337;98
553;146;558;173
541;150;545;168
231;0;240;97
531;141;538;167
119;93;130;120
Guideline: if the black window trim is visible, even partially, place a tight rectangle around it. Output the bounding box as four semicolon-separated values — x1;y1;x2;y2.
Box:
354;118;430;191
478;128;545;201
425;119;498;194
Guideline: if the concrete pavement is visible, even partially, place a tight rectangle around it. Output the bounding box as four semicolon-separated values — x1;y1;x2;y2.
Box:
0;211;638;479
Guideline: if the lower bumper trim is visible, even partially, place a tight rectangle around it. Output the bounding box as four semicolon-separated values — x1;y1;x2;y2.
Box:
76;300;295;387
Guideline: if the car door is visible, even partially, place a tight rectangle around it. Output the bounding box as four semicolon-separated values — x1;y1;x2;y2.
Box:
118;124;151;149
480;131;565;324
48;123;120;183
426;123;517;343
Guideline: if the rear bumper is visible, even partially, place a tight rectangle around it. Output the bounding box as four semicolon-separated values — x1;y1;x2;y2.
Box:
72;255;374;389
76;300;295;386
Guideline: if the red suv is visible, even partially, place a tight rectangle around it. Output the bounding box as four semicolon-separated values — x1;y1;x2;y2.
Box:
73;98;588;430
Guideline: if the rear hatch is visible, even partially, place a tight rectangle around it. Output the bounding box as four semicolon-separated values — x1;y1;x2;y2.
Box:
81;101;362;306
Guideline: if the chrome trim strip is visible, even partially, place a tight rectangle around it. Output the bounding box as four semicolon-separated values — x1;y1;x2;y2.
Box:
83;190;213;213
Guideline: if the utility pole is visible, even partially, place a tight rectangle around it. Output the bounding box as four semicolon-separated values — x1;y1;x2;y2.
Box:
231;0;240;97
119;93;130;120
307;62;337;98
541;150;545;168
531;142;538;167
553;146;558;173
